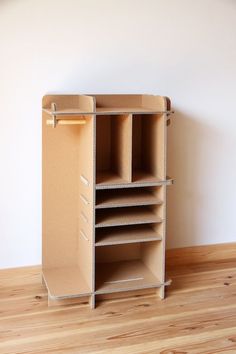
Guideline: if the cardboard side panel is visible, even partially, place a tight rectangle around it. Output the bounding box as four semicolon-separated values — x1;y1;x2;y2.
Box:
141;95;166;111
42;111;83;268
42;94;94;112
77;115;95;290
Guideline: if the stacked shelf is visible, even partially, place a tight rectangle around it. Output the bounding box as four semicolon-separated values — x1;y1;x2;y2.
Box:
96;206;162;227
96;187;162;208
42;94;172;308
95;225;162;246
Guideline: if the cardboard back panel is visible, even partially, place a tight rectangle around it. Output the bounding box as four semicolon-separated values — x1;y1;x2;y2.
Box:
96;115;132;184
132;114;165;180
42;95;95;112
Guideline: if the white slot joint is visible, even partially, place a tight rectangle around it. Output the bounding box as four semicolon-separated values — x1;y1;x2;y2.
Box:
80;230;89;242
80;194;89;205
81;211;89;223
80;175;89;186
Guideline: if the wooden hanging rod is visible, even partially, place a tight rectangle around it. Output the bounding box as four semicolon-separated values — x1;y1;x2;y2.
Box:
46;103;86;127
46;119;86;126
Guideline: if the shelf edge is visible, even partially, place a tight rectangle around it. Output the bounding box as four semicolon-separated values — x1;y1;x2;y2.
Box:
95;236;162;247
95;218;164;228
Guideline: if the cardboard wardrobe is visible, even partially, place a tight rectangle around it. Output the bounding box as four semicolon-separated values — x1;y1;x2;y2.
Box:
42;94;173;308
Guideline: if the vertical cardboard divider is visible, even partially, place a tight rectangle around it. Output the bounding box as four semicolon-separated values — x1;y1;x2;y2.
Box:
157;97;168;299
160;97;168;298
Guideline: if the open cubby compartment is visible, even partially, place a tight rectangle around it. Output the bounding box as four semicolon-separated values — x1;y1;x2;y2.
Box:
95;204;164;228
95;242;164;294
42;94;95;115
93;94;167;114
96;114;132;186
132;113;166;183
42;108;95;300
96;186;164;209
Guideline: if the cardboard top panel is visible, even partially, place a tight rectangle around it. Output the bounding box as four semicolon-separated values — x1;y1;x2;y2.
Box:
42;94;170;116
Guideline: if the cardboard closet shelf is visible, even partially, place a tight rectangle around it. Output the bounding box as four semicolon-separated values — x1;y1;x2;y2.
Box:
95;206;163;228
96;187;163;209
95;224;162;246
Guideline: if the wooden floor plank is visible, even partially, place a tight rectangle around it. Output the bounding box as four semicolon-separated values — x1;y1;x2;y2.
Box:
1;261;236;353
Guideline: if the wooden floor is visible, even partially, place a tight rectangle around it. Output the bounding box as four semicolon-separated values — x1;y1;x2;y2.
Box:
1;260;236;353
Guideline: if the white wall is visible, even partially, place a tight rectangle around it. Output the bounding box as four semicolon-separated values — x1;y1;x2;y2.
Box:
0;0;236;268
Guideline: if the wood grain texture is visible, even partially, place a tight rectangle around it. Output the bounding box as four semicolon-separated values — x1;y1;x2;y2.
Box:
166;242;236;267
1;249;236;353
